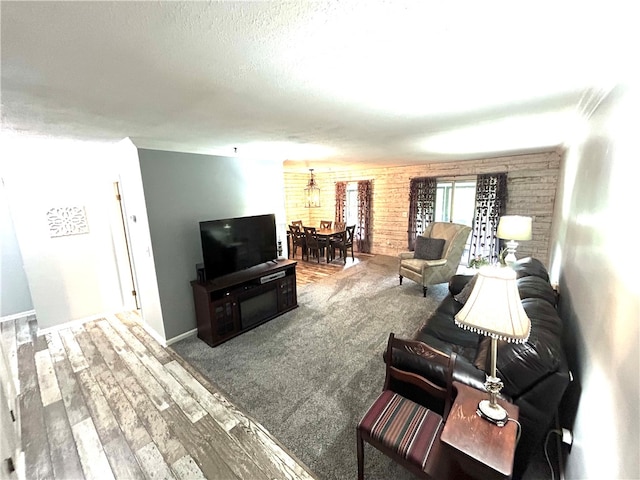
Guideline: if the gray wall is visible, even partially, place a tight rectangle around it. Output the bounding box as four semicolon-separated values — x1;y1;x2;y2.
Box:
137;149;286;341
0;179;33;317
550;83;639;478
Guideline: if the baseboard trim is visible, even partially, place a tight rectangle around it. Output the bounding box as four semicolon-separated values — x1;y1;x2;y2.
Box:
1;309;36;323
135;318;169;348
166;328;197;346
37;312;114;336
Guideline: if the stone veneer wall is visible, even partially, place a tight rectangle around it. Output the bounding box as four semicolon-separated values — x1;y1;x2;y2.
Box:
284;149;562;267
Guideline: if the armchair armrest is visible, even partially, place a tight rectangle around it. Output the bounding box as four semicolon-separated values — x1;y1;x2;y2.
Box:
398;251;414;260
420;258;447;268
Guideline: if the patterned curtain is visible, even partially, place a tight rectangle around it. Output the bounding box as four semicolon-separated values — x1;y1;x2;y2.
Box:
470;173;507;263
357;180;372;253
335;182;347;224
407;177;437;250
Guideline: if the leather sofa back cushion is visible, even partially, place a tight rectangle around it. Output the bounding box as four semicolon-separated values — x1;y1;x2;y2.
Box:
512;257;550;282
473;298;564;397
414;236;445;260
517;276;557;306
421;297;480;353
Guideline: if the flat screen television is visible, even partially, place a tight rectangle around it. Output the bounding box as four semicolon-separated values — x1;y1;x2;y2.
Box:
199;213;277;281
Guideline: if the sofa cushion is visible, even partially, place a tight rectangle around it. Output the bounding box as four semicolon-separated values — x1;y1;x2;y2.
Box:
512;257;550;282
414;236;445;260
473;297;564;398
419;296;481;355
517;276;557;306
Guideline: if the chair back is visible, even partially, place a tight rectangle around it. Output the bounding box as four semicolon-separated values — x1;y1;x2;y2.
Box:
303;226;320;248
289;223;301;237
334;221;346;231
345;225;356;245
291;220;303;227
320;220;333;229
383;333;457;420
422;222;470;259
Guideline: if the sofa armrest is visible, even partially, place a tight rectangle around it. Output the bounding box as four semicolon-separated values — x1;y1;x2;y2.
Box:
449;274;474;296
387;339;492;409
398;251;414;260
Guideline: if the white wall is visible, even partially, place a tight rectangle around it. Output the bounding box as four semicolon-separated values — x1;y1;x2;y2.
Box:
136;149;286;342
550;83;639;479
0;136;128;329
0;177;33;317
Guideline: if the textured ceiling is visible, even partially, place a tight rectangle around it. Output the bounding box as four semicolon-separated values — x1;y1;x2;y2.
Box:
1;1;636;169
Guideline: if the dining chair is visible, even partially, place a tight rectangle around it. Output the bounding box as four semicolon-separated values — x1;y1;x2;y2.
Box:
356;333;457;480
334;221;346;231
289;224;306;259
303;226;329;263
330;224;355;263
320;220;333;229
291;220;303;227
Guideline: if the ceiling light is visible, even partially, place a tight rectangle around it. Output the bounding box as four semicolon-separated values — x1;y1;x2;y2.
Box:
304;169;320;208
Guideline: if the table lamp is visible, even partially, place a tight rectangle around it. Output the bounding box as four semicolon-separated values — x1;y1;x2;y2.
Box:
454;266;531;426
497;215;532;265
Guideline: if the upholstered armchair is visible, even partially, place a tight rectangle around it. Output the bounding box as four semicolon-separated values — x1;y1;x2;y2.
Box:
399;222;472;296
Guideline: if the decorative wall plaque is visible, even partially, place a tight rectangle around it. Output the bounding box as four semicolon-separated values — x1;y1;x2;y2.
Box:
47;206;89;237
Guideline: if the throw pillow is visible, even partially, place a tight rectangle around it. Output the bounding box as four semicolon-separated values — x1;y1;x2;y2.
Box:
414;236;445;260
454;273;479;305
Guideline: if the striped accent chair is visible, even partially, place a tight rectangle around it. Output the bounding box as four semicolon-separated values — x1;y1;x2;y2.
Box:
356;333;456;479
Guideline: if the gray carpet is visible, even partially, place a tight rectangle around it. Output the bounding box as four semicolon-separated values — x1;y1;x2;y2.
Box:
171;254;450;480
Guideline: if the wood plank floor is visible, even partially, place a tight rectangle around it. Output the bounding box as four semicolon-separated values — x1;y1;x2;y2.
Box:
2;255;366;480
291;251;367;286
3;314;318;480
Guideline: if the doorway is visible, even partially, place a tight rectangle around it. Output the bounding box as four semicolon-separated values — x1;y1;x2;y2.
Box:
112;182;139;311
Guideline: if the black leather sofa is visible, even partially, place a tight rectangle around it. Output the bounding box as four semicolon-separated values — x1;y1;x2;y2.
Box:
389;257;571;479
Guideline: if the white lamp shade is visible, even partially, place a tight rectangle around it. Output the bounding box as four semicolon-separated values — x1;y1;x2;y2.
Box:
497;215;532;241
454;266;531;342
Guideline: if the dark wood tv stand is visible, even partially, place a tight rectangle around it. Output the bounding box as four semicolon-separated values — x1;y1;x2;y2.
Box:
191;259;297;347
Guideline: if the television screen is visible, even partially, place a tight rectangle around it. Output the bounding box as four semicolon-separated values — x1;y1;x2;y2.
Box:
199;213;277;281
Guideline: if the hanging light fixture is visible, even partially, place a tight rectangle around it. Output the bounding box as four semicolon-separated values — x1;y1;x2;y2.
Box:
304;168;321;208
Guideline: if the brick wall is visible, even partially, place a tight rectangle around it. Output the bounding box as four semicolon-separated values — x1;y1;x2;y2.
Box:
284;149;562;267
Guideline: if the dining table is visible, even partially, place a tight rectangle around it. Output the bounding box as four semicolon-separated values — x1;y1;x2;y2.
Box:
287;225;346;262
314;226;346;262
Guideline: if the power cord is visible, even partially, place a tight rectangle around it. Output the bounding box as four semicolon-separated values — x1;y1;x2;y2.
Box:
545;429;563;480
507;417;522;444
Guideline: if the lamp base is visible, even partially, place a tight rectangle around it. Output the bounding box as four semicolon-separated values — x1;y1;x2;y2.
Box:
504;240;519;266
477;399;508;427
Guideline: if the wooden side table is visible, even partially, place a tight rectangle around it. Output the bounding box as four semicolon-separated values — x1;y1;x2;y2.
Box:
441;381;520;480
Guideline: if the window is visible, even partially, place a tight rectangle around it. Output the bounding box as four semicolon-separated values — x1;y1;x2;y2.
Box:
345;182;358;226
435;179;476;264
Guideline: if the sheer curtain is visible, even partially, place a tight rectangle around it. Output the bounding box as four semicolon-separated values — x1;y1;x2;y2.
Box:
470;173;507;263
335;181;346;224
357;180;372;253
407;177;437;250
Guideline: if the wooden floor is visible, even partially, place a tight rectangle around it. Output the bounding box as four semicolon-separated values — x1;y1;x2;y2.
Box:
291;250;366;286
2;311;319;480
1;256;364;480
